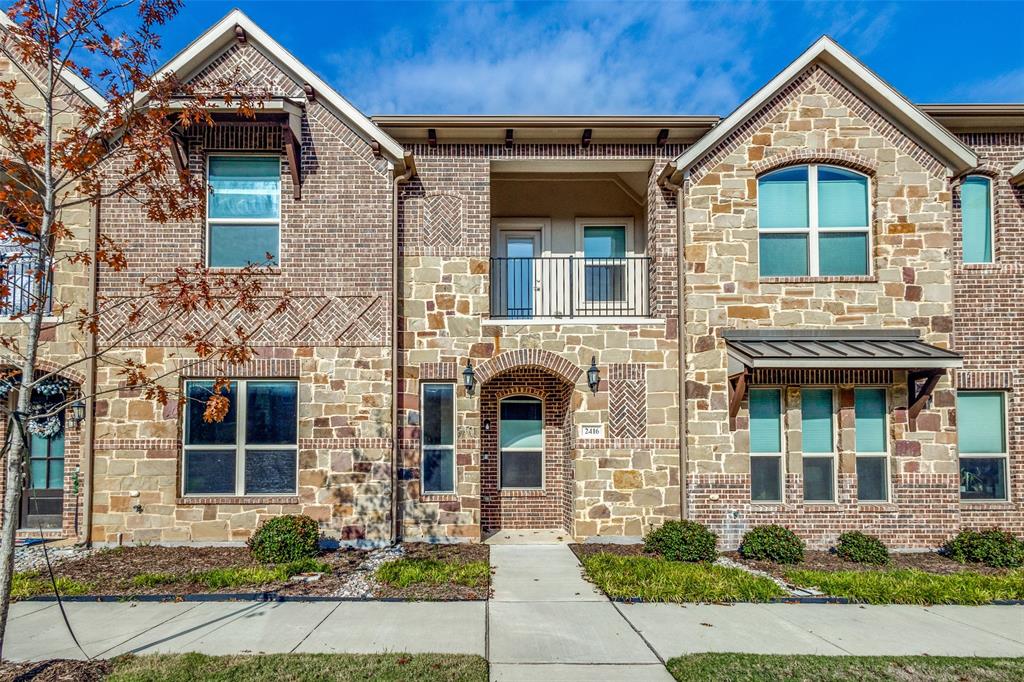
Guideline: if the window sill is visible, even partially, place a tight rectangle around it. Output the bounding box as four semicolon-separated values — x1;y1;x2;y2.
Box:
176;495;299;505
420;493;459;502
482;317;664;327
959;263;999;270
801;503;843;512
959;500;1014;508
857;503;898;512
206;267;282;276
750;503;785;510
759;275;877;284
497;489;547;497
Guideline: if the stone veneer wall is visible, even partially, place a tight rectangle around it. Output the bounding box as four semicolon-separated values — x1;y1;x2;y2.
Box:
397;144;684;541
89;43;395;544
681;64;959;549
951;132;1024;535
0;44;93;540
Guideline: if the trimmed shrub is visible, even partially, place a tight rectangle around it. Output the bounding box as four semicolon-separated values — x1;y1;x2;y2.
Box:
835;531;889;565
943;529;1024;569
247;514;321;563
740;525;805;564
644;520;718;562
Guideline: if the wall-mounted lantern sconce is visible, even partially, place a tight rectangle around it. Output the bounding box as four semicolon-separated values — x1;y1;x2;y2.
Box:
587;356;600;395
463;359;476;396
70;398;86;430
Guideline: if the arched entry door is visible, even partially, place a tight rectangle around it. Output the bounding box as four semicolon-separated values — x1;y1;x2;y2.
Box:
499;396;543;489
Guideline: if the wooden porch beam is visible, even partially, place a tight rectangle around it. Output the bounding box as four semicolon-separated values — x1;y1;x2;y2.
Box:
283;124;301;200
166;132;188;177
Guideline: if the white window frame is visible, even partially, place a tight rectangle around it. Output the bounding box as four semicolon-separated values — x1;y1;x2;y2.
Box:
573;217;638;312
961;175;995;264
854;386;891;503
749;386;785;504
758;164;872;277
181;378;299;497
420;382;456;495
205;153;283;268
497;394;545;491
494;221;547;319
800;387;838;503
958;390;1010;502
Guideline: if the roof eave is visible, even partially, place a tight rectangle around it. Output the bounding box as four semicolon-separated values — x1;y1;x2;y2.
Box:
1011;159;1024;186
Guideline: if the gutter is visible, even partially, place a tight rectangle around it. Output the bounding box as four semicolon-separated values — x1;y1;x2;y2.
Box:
80;198;100;545
390;152;416;545
658;167;688;521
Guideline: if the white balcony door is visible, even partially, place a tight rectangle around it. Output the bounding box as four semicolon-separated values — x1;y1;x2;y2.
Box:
498;229;541;319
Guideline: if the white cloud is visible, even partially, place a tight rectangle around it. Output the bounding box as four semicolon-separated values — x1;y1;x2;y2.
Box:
952;68;1024;102
328;1;772;115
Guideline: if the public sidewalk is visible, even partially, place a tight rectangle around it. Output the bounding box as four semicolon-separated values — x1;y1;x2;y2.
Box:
6;543;1024;681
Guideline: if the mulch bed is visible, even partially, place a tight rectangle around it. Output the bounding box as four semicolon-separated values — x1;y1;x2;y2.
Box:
20;542;490;600
570;543;646;560
374;543;491;601
725;550;1014;578
0;659;112;682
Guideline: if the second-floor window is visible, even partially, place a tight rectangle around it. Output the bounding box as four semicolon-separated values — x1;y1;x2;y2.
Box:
207;155;281;268
758;164;870;278
961;176;993;263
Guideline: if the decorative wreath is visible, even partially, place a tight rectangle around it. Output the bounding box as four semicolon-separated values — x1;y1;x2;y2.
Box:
26;413;62;438
34;375;72;398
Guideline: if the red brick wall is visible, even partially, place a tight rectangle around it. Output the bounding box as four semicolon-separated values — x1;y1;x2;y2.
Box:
952;132;1024;534
480;367;573;531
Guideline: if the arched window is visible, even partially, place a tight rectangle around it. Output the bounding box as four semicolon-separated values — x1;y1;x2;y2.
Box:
499;395;543;489
758;164;871;277
961;175;993;263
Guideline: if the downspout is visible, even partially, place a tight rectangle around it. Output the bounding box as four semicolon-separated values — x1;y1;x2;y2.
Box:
391;152;416;545
659;164;689;521
79;198;100;545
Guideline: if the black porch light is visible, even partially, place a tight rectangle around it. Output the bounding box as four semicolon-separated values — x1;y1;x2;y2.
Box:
587;356;600;394
71;398;86;429
463;359;476;396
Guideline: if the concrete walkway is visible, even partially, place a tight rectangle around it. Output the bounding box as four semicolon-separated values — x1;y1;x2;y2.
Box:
6;543;1024;681
487;544;672;681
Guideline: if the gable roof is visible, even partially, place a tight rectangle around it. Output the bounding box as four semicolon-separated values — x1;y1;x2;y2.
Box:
144;9;406;167
664;36;977;183
0;12;107;110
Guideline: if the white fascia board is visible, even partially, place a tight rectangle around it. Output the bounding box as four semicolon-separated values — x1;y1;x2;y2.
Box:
672;36;977;179
1011;159;1024;186
0;12;107;110
140;9;406;165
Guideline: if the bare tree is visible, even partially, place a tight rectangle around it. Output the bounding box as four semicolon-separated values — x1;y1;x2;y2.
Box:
0;0;276;655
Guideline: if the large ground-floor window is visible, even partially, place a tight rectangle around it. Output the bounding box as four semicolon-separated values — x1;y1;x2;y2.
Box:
182;379;298;496
957;391;1008;501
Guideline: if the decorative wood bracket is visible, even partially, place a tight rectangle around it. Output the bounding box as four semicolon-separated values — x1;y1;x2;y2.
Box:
167;132;188;177
728;369;748;430
282;124;301;200
908;368;944;419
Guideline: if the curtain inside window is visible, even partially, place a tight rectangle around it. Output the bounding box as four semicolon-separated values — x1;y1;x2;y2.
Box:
208;157;281;220
961;176;993;263
854;388;886;452
758;167;808;228
749;389;781;453
500;398;543;449
759;234;809;276
958;391;1005;453
801;388;833;453
819;232;868;275
817;167;868;227
584;227;626;258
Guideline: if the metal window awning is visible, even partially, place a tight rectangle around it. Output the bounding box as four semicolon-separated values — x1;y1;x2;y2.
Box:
724;329;962;426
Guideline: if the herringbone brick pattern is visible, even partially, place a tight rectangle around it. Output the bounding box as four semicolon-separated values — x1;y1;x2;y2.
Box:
608;363;646;439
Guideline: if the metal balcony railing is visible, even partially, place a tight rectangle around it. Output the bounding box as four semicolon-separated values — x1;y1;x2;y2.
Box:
489;256;651;319
0;254;52;316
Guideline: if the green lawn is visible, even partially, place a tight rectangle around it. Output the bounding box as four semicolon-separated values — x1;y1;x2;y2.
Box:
107;653;488;682
667;654;1024;682
375;558;490;588
579;553;785;603
784;568;1024;605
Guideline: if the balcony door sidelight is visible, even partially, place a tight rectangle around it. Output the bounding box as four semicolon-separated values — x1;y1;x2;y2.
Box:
497;230;541;319
499;396;544;489
20;415;65;529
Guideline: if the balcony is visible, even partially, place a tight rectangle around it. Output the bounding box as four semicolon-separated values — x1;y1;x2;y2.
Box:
489;255;651;320
1;255;52;316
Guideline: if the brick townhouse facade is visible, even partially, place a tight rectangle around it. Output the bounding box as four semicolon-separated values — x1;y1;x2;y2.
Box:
4;10;1022;549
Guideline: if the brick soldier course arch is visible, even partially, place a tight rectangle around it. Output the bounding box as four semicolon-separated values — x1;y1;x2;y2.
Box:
474;348;584;386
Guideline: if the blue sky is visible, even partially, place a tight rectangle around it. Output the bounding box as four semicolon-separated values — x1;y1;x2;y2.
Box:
87;1;1024;115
